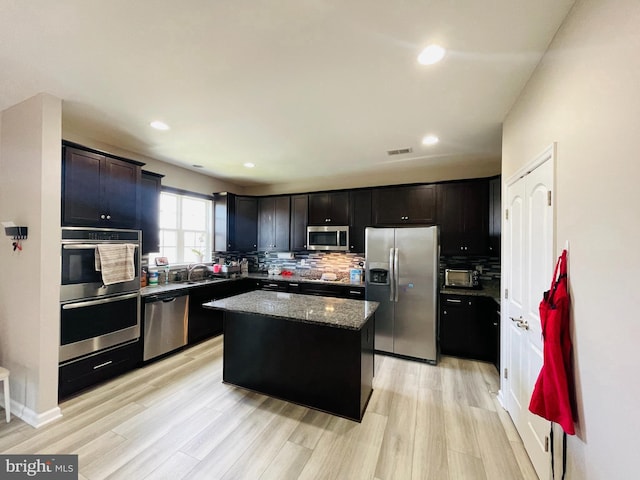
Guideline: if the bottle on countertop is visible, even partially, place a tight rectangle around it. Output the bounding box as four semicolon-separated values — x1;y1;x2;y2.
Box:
148;268;159;285
240;258;249;275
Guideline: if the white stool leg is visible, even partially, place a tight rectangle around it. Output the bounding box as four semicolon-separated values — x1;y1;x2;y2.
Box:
3;377;9;422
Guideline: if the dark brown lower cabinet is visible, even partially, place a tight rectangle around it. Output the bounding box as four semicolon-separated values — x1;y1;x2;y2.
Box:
58;340;141;400
439;294;498;366
188;279;254;344
222;311;374;421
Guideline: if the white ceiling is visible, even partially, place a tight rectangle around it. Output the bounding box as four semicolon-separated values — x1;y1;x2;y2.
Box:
0;1;574;188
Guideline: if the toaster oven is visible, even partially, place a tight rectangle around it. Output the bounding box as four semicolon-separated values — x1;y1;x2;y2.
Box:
444;269;479;288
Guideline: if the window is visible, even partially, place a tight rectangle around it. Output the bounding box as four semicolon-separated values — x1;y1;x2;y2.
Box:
157;191;212;264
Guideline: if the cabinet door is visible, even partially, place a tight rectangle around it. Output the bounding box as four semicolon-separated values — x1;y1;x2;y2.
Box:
372;185;436;225
103;157;141;229
404;185;437;224
290;194;308;251
308;193;330;225
438;183;466;255
463;180;489;255
437;180;489;255
62;147;104;226
308;192;349;225
188;286;222;344
233;196;258;251
439;297;470;356
349;190;371;253
259;196;291;251
258;196;276;251
140;171;162;254
488;177;501;255
274;196;291;251
440;295;481;358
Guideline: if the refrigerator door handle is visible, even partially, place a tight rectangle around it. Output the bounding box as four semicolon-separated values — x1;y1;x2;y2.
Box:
389;247;395;301
394;247;399;302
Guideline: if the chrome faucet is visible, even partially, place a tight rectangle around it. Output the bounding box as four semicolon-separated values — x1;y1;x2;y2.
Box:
187;263;208;281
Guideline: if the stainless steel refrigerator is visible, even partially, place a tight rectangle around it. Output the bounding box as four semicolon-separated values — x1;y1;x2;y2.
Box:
365;226;439;364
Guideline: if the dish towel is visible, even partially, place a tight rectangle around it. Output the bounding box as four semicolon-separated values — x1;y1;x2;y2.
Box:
95;244;136;285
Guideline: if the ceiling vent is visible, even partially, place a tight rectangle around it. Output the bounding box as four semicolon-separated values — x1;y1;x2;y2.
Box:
386;147;413;156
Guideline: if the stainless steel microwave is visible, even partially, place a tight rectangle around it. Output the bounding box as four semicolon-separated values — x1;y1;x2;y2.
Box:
307;226;349;251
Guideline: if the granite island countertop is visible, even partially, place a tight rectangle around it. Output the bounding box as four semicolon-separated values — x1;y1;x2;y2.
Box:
203;290;378;330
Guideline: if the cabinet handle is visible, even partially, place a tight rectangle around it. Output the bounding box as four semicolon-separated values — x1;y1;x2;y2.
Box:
106;214;111;220
443;310;447;315
100;214;106;219
93;360;113;370
349;290;362;295
445;298;462;303
325;218;331;222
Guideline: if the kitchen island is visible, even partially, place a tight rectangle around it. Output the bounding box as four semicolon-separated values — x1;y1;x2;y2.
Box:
203;290;378;422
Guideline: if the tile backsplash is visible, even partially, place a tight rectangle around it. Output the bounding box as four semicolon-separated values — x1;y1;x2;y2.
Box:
214;251;365;275
440;255;501;281
214;250;500;282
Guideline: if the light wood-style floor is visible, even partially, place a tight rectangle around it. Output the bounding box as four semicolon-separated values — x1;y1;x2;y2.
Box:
0;336;538;479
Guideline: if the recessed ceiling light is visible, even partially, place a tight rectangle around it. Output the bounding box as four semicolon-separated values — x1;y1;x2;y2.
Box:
243;162;255;168
417;45;446;65
150;120;170;131
422;135;439;145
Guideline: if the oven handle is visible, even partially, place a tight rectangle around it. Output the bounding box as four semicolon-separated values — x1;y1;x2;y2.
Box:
63;243;139;250
62;292;139;310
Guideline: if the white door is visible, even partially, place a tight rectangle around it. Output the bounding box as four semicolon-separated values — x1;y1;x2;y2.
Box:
503;153;554;480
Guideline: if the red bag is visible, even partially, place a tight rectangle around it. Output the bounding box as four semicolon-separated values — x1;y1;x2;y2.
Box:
529;249;576;435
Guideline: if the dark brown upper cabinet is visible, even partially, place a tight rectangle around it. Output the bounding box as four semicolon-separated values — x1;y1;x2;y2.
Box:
372;184;436;225
140;170;163;254
437;179;489;255
308;191;349;225
488;176;501;256
349;190;372;253
62;145;141;229
290;194;308;251
258;196;291;251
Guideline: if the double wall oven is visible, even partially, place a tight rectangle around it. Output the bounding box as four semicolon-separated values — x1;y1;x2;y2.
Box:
60;227;141;364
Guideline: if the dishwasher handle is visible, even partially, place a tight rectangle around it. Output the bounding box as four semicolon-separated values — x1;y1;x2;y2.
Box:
145;294;186;303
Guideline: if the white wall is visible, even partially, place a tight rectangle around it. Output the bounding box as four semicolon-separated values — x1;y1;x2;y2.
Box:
0;93;62;426
244;156;500;196
502;0;640;477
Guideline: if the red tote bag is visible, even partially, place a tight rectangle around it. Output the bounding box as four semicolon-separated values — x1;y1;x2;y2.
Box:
529;249;576;435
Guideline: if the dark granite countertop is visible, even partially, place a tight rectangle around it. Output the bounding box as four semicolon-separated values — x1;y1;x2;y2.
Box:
246;272;365;288
440;279;501;304
203;290;379;330
140;276;246;297
140;272;364;298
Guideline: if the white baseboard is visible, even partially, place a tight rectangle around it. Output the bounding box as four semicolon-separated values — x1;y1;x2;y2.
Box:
9;398;62;428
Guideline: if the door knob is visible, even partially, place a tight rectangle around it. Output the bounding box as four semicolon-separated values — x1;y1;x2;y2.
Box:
509;316;529;330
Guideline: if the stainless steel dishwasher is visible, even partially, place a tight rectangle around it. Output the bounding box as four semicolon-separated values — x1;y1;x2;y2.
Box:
143;292;189;361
